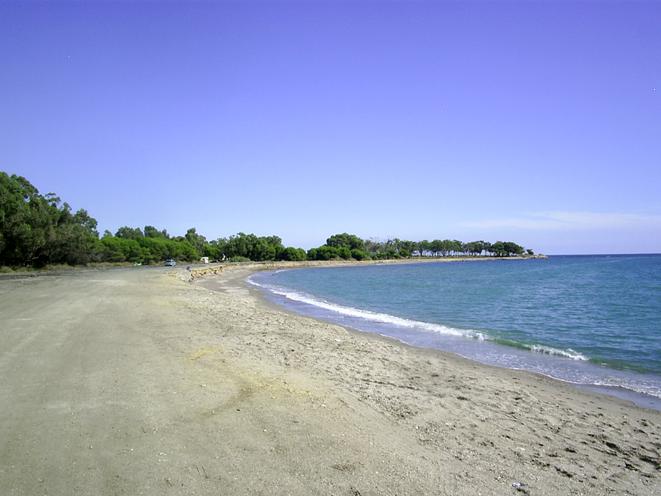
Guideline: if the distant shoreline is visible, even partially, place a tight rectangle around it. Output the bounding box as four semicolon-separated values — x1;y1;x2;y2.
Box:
0;254;546;281
187;254;547;280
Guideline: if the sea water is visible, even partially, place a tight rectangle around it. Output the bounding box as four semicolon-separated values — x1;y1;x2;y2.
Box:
249;255;661;409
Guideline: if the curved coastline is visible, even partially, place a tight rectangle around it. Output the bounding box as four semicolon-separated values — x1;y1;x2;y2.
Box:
191;264;661;494
190;260;661;411
247;266;661;410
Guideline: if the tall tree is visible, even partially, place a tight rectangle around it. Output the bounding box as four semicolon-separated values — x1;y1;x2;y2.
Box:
185;227;207;257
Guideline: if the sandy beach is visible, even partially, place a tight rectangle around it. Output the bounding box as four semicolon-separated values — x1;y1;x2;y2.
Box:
0;265;659;495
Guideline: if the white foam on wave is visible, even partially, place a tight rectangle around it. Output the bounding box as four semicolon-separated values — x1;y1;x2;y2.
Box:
247;276;661;403
589;380;661;399
503;366;661;400
527;344;588;361
249;277;592;360
248;277;487;340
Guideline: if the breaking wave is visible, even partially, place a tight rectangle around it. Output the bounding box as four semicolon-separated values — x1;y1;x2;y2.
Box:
528;344;588;361
248;277;589;362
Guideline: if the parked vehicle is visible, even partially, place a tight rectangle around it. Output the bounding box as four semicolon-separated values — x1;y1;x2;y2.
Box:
164;259;176;267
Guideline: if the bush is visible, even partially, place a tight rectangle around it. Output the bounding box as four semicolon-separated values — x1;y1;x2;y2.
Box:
308;245;341;260
350;249;370;260
337;246;352;260
279;247;307;261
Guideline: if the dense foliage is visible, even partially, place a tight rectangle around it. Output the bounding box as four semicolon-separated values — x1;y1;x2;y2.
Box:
0;173;533;267
306;233;527;260
0;172;99;266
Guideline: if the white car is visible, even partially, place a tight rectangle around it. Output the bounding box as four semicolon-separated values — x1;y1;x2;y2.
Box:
164;259;176;267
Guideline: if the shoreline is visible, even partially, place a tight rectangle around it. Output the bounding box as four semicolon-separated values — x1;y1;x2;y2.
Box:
190;266;660;494
249;271;661;411
202;261;661;411
186;254;545;281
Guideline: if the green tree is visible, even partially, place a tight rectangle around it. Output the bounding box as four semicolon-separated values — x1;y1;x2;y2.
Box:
185;227;207;257
417;240;430;256
503;241;524;256
48;207;99;264
350;248;370;260
144;225;169;239
0;173;102;267
0;173;52;265
279;247;307;261
115;226;143;240
308;245;341;260
326;233;365;251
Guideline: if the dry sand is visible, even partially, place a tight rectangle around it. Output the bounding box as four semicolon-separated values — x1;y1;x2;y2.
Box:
0;265;659;495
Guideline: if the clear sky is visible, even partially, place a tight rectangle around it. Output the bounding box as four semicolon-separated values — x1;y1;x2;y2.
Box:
1;1;660;254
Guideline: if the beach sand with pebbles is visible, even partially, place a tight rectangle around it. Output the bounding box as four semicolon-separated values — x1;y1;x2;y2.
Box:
0;264;659;495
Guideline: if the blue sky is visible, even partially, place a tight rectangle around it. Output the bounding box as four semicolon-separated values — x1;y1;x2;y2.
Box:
1;1;660;254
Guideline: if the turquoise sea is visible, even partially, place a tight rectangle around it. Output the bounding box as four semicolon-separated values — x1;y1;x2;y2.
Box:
250;255;661;409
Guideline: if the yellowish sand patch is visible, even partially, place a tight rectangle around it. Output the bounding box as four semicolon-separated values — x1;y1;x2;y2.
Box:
188;346;224;361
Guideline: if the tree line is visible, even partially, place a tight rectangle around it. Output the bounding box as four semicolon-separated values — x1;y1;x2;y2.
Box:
1;172;534;268
306;233;530;260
